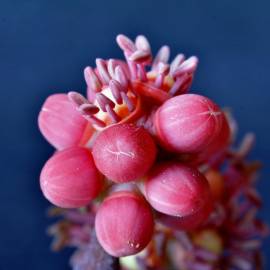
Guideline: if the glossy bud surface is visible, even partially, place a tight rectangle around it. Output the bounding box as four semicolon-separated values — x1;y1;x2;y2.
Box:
92;124;157;183
40;147;103;208
95;191;154;257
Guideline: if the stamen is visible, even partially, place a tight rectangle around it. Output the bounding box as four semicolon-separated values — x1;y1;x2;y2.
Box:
237;133;255;158
78;103;100;115
68;92;106;128
83;67;102;92
128;50;151;63
182;75;193;93
170;53;185;74
96;58;111;84
105;104;120;123
127;61;138;80
132;81;170;103
107;59;117;78
120;92;135;112
137;64;147;82
155;74;165;88
156;62;170;75
135;35;151;53
169;75;191;96
173;56;198;77
96;93;115;112
154;62;170;87
153;45;170;67
116;34;136;54
68;91;89;107
109;80;124;104
115;65;129;88
83;114;106;128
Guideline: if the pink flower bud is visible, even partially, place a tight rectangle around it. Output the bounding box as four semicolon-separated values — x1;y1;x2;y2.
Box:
92;124;157;183
40;147;103;208
95;191;154;257
154;94;223;153
157;195;212;230
193;113;231;165
38;94;88;150
144;162;211;217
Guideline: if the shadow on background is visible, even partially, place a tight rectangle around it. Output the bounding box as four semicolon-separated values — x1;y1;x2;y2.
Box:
0;0;269;269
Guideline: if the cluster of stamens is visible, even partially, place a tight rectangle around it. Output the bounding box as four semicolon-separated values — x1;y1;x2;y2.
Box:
68;34;198;130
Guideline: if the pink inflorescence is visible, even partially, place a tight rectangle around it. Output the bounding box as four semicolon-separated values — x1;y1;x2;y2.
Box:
38;34;268;269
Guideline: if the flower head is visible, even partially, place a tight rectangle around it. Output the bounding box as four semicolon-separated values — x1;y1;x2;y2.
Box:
38;34;268;270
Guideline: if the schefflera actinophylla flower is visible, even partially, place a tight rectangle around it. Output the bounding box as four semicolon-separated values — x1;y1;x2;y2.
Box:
37;33;266;266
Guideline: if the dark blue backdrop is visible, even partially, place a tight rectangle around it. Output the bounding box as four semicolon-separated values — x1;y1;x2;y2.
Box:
0;0;269;269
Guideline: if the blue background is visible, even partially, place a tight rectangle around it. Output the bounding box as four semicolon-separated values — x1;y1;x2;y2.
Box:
0;0;269;269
